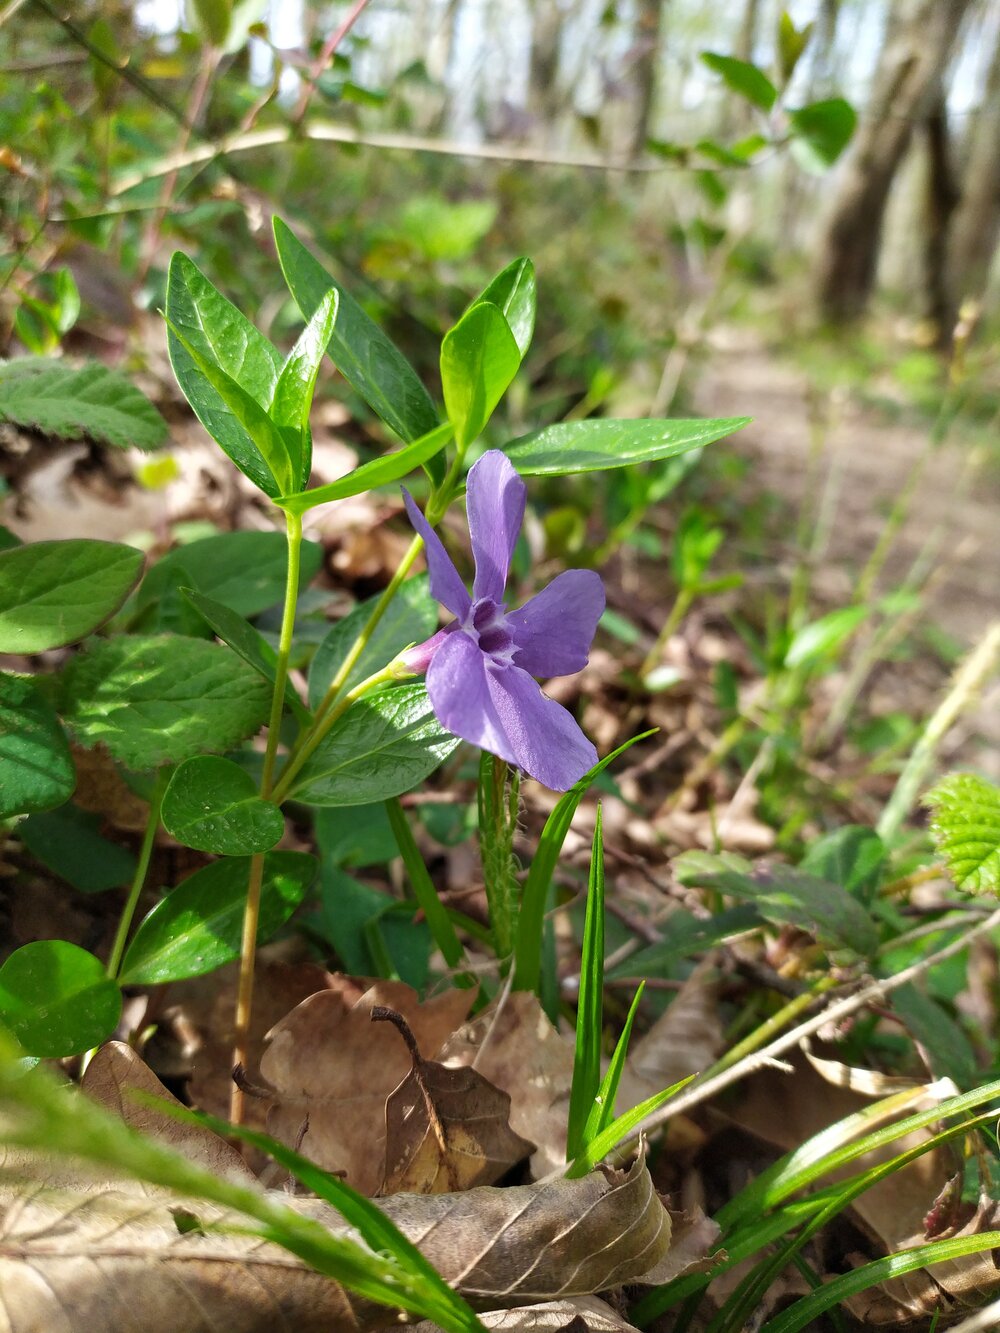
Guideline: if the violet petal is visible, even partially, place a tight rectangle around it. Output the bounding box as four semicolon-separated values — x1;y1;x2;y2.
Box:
402;489;471;620
508;569;605;677
485;663;598;791
466;451;526;603
426;630;517;765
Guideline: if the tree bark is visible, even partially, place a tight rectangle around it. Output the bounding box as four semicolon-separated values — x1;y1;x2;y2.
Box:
627;0;670;161
920;82;961;342
814;0;974;324
946;17;1000;312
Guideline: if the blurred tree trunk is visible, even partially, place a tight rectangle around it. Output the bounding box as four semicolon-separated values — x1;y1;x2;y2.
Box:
814;0;974;324
919;81;960;342
528;1;564;137
946;19;1000;314
628;0;670;160
735;0;762;64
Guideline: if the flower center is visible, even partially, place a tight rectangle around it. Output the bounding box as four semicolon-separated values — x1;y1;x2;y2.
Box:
466;597;515;664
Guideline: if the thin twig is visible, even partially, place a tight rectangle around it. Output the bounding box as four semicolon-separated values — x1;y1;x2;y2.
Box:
292;0;373;125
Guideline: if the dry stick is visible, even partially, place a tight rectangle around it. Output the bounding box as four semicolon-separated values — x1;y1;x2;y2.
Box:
617;902;1000;1151
292;0;373;125
877;619;1000;843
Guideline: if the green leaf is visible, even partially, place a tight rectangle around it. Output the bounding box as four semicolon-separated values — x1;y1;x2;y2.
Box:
584;982;644;1145
891;983;978;1087
925;773;1000;895
0;940;121;1056
189;0;231;45
440;301;520;450
385;796;466;971
60;633;271;770
784;604;868;669
275;422;452;517
606;905;761;980
0;673;75;819
161;755;284;854
777;12;813;84
0;358;168;450
567;806;605;1161
566;1073;695;1178
137;530;323;621
273;217;439;444
18;804;136;893
676;851;879;958
788;98;857;170
315;864;431;987
701;52;778;112
395;195;497;262
505;417;750;476
308;575;439;707
289;683;460;806
472;258;536;359
0;539;143;652
314;803;397;869
182;588;310;725
269;289;339;491
513;732;654;994
799;826;885;906
119;851;315;985
165;253;285;496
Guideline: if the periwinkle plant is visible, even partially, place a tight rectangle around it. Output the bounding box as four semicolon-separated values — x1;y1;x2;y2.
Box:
0;219;749;1104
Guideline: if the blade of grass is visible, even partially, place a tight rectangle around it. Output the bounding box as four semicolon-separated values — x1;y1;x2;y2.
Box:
566;804;605;1161
565;1074;695;1179
586;981;645;1144
384;796;468;976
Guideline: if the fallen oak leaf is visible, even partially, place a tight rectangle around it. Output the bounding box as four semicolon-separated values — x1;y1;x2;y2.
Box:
374;1005;534;1195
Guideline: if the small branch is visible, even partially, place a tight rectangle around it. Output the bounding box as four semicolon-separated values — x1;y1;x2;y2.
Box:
371;1006;447;1156
292;0;373;126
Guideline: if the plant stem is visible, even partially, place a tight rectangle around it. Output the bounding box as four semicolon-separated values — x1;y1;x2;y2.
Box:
230;510;303;1127
640;587;694;680
106;771;166;980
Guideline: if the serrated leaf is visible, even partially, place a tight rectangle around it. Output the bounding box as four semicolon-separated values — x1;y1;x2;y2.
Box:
701;52;778;112
269;288;339;491
0;673;75;819
161;755;284;854
925;774;1000;895
0;940;121;1056
505;417;749;476
18;804;137;893
440;301;520;450
119;852;315;984
0;358;168;450
274;217;439;444
308;575;439;708
0;539;144;651
289;683;460;806
60;634;271;770
472;258;536;359
137;530;323;621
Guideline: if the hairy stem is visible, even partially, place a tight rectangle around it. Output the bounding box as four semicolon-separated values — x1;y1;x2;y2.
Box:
230;511;303;1127
106;771;166;980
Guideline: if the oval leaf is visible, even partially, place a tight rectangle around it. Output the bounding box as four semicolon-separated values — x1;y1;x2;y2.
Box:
0;673;75;819
119;851;316;985
0;941;121;1056
18;804;137;894
60;634;271;771
0;539;143;652
701;52;778;112
0;358;168;451
505;417;750;476
162;755;285;854
440;301;520;450
784;605;868;669
473;258;536;359
290;683;460;807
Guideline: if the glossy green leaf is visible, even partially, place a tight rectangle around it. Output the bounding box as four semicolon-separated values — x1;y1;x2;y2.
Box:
137;530;323;621
289;683;460;806
440;301;520;450
119;851;315;984
61;633;271;771
472;258;536;359
701;52;778;112
0;539;143;652
788;98;857;170
274;217;439;444
676;851;878;957
269;289;339;491
584;982;644;1146
161;755;284;854
308;575;439;708
0;358;167;450
182;588;310;724
925;773;1000;895
0;940;121;1056
275;422;452;516
799;826;885;906
165;252;284;496
0;673;75;819
314;803;397;869
18;804;136;894
505;416;749;476
784;604;867;668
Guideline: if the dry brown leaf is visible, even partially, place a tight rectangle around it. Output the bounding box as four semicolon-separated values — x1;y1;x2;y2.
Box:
410;1295;640;1333
440;991;575;1178
380;1007;534;1195
262;980;473;1194
617;959;723;1112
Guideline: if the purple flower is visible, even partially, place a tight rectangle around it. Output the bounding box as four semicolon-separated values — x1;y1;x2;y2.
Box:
401;451;605;791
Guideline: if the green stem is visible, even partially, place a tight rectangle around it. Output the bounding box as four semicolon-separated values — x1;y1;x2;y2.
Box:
231;510;303;1127
699;974;838;1083
639;586;694;681
106;771;166;980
